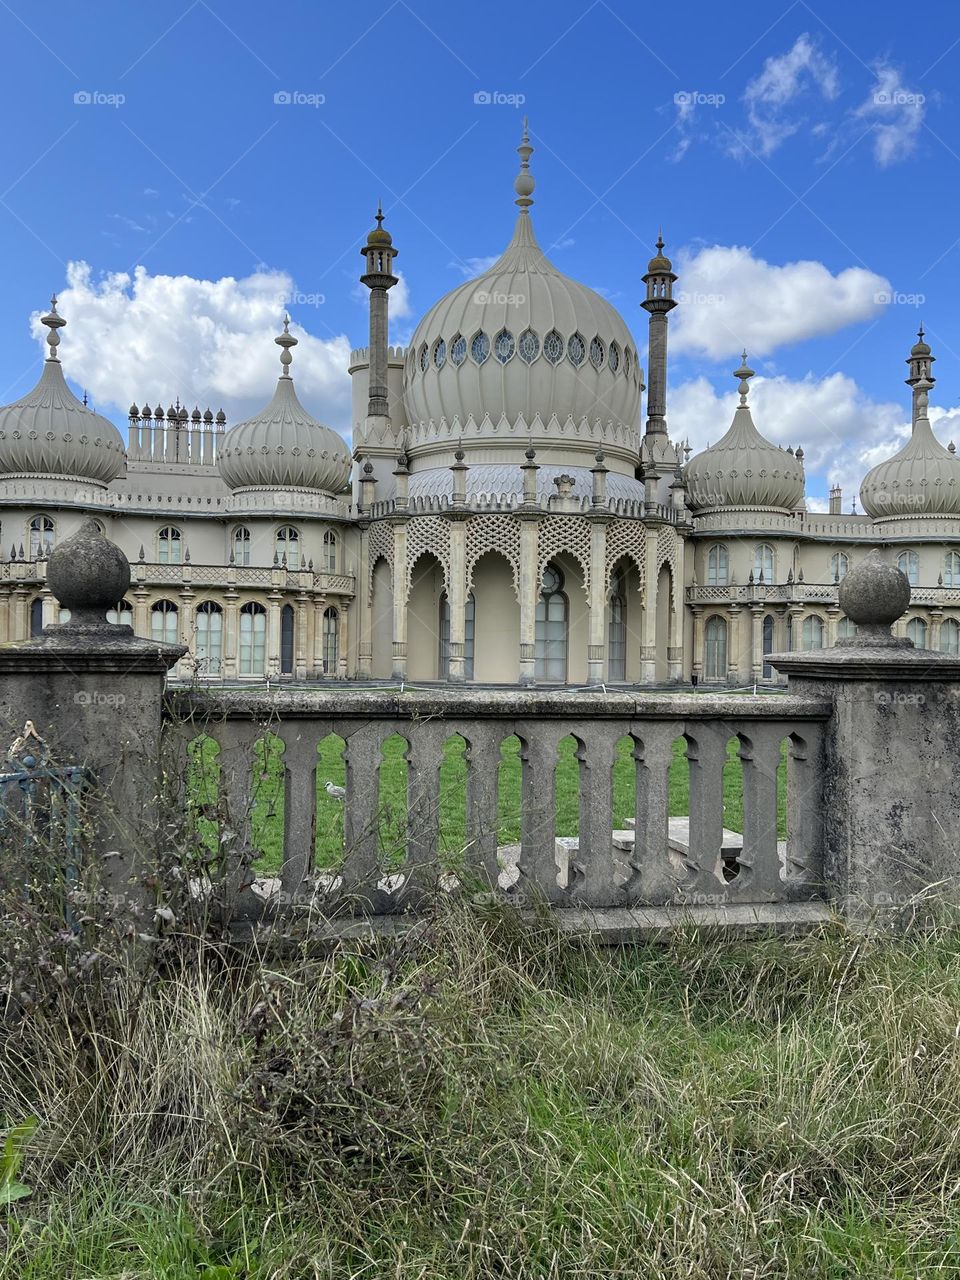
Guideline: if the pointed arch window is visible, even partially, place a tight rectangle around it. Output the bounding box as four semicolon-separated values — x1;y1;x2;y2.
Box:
29;597;44;637
941;617;960;654
233;525;251;566
754;544;774;582
535;564;568;681
944;551;960;587
907;617;928;648
275;525;300;569
762;614;775;679
29;515;55;559
470;331;490;365
608;568;627;681
418;343;429;372
707;544;728;586
898;550;919;585
323;529;338;573
838;616;858;639
518;329;540;364
432;338;446;369
494;329;515;364
151;599;179;645
239;602;267;675
450;333;467;366
589;336;605;368
623;347;632;377
106;599;133;627
567;333;586;366
543;330;564;365
801;615;824;650
831;551;849;582
195;601;223;674
158;526;182;565
704;615;727;680
280;603;295;674
608;341;621;373
323;606;340;675
439;592;476;679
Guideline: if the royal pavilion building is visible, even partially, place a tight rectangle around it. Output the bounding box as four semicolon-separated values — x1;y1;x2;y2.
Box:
0;125;958;685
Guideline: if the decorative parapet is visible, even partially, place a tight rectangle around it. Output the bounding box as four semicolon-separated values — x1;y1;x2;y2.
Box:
364;493;666;521
403;411;641;462
0;558;355;598
687;582;960;608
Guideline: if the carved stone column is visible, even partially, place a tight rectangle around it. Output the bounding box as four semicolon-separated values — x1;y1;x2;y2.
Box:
223;588;239;678
587;516;608;685
295;593;309;680
518;515;539;685
313;595;327;677
749;603;763;684
391;520;407;679
447;517;467;683
266;591;282;679
691;606;704;682
356;524;373;677
640;531;659;683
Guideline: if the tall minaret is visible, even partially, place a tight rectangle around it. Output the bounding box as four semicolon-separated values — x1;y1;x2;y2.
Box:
360;202;399;422
905;324;935;428
640;231;677;440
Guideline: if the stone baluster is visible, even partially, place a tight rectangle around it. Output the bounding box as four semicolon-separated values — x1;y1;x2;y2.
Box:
570;723;620;904
405;721;446;897
630;723;680;902
683;724;729;891
464;729;504;892
735;723;784;899
341;723;394;912
276;722;318;903
515;729;564;903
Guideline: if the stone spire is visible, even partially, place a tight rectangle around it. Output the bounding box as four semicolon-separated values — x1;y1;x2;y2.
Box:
360;202;399;421
640;230;677;439
40;295;66;362
906;324;935;429
276;313;297;378
514;117;534;209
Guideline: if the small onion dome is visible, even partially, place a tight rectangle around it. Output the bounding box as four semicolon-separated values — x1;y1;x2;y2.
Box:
215;410;226;425
684;353;805;513
203;408;214;423
910;324;931;357
860;378;960;518
191;406;201;423
0;298;125;487
647;230;673;274
128;402;139;417
217;317;351;494
365;201;392;247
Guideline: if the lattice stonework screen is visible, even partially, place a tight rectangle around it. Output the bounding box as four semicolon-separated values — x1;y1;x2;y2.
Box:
656;524;682;610
404;516;451;602
605;520;647;588
465;514;522;599
537;516;592;594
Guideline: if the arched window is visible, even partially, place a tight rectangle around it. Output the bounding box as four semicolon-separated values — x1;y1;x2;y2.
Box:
518;329;539;364
608;574;627;681
158;526;182;565
450;334;467;366
535;564;568;681
322;529;338;573
838;616;858;639
898;550;919;585
941;617;960;654
754;544;774;582
29;516;54;558
438;593;476;680
762;614;775;679
707;544;728;586
233;526;251;567
323;606;340;675
944;551;960;587
609;341;621;373
589;336;605;368
195;601;223;674
543;330;564;365
280;603;295;674
470;331;490;365
239;602;266;675
567;332;586;366
494;329;515;364
275;525;300;569
151;599;179;645
106;599;133;627
907;617;928;648
831;552;849;582
29;597;44;637
704;615;727;680
801;615;824;650
432;338;446;369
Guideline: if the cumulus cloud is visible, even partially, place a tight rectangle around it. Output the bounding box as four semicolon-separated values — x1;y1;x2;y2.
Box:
31;261;353;436
449;254;499;279
671;370;925;507
737;33;839;156
851;63;925;166
671;244;889;360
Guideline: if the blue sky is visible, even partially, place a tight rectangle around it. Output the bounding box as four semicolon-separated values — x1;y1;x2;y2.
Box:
1;0;957;507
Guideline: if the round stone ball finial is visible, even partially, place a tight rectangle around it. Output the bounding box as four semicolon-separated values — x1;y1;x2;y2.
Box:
46;519;132;630
837;548;912;647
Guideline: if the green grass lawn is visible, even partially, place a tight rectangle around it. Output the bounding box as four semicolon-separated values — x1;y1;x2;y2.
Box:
189;734;787;876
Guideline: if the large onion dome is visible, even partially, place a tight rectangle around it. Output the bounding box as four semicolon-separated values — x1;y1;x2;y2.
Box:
684;354;805;513
218;318;351;494
402;122;641;438
0;298;125;487
859;377;960;518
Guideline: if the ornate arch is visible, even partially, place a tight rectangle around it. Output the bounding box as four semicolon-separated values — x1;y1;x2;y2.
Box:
466;514;521;601
537;515;592;596
605;519;647;590
404;515;451;603
655;524;682;612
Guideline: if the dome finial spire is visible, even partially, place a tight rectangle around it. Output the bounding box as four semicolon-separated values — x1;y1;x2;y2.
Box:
734;350;754;404
275;313;297;378
375;199;384;229
514;117;535;209
40;294;66;363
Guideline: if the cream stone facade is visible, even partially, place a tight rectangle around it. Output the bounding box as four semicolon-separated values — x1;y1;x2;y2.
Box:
2;126;959;686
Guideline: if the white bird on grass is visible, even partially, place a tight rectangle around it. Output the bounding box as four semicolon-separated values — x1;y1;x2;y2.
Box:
324;780;346;801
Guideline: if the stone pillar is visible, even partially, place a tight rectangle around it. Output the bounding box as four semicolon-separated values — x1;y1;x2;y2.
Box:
518;515;539;685
930;609;943;652
640;534;659;684
825;605;840;649
295;593;309;680
771;550;960;930
313;595;326;677
11;587;29;641
0;521;184;911
749;604;763;684
41;588;57;629
266;592;282;679
356;524;373;677
337;606;349;678
391;520;407;680
223;589;239;678
132;584;150;640
587;517;608;685
727;604;741;683
447;518;467;683
691;607;704;682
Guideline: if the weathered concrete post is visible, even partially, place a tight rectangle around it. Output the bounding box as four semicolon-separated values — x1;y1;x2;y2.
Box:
0;519;185;907
771;550;960;928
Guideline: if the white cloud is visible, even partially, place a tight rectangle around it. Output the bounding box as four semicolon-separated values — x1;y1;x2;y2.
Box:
740;33;839;156
449;254;499;279
33;261;353;435
671;244;889;359
671;369;919;507
852;63;925;166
